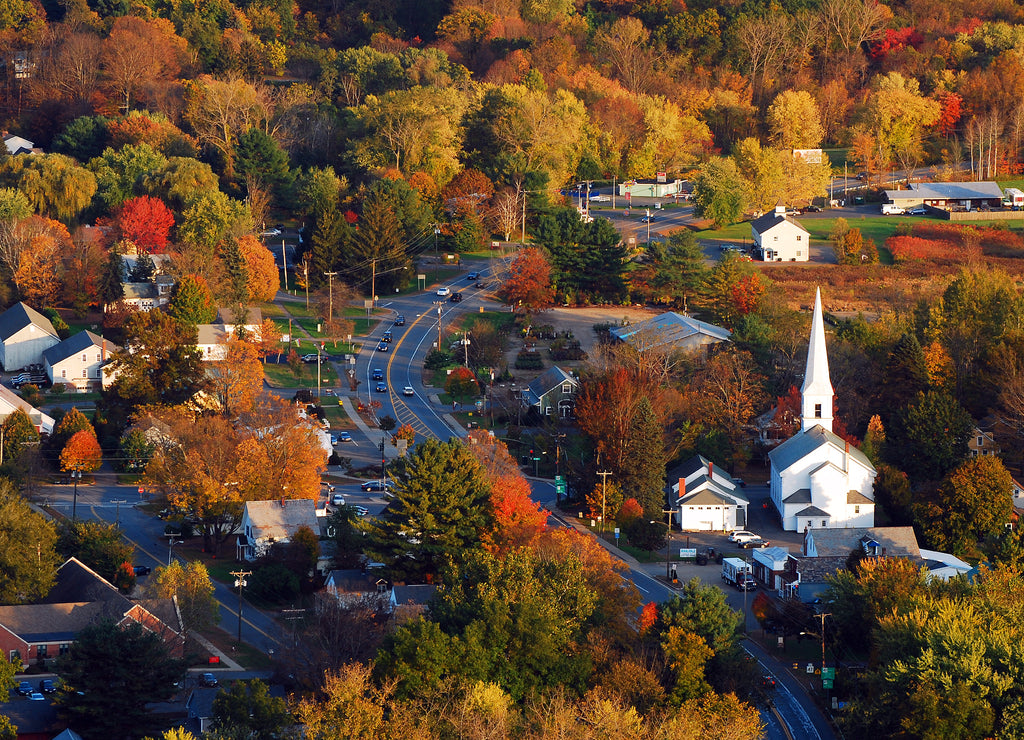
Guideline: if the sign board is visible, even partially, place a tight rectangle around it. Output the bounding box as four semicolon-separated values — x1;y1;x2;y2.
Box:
806;664;815;674
822;667;836;680
679;548;698;559
792;148;823;164
822;679;833;689
614;527;620;535
657;171;667;183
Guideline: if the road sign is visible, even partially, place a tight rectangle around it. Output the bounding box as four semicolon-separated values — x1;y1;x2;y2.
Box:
822;679;833;690
679;548;697;559
555;475;566;496
822;667;836;680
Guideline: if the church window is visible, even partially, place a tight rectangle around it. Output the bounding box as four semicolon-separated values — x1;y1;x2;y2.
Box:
814;403;822;418
821;520;827;527
855;505;860;514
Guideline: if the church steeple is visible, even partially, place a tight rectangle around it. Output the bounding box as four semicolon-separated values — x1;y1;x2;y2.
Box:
801;287;833;432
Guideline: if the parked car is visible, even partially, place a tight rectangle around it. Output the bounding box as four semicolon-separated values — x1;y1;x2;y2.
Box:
376;341;389;352
449;293;463;303
361;479;392;492
301;353;320;364
336;431;353;443
371;368;384;380
804;204;822;212
738;537;771;549
436;287;451;297
393;315;405;326
260;228;282;237
331;493;345;506
40;679;57;694
466;272;479;280
403;386;415;396
199;673;219;688
133;565;151;576
908;206;927;215
353;505;369;517
375;382;387;393
27;692;44;701
728;530;759;543
15;681;32;696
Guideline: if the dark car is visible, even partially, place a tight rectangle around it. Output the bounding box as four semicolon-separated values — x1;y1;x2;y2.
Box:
449;293;463;303
381;330;392;343
375;382;387;393
466;272;479;280
15;681;32;696
133;565;151;576
40;679;57;694
376;341;388;352
199;673;219;688
361;479;391;492
371;368;384;381
804;204;822;212
739;537;771;549
393;315;405;326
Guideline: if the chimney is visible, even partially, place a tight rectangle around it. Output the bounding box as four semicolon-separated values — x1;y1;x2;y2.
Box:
102;338;106;363
708;461;713;479
678;478;686;499
280;498;286;508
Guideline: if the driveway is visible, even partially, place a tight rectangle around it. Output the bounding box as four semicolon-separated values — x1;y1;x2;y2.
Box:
541;306;661;356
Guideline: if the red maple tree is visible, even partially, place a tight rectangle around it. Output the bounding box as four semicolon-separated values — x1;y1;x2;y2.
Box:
497;246;553;312
118;196;175;254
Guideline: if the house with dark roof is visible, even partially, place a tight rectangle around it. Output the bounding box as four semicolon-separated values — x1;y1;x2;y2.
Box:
324;569;391;610
0;558;183;666
668;455;749;531
520;366;578;419
42;331;117;393
0;302;59;372
793;526;922;596
0;384;53;434
752;206;811;262
236;499;320;561
769;290;876;531
609;312;730;355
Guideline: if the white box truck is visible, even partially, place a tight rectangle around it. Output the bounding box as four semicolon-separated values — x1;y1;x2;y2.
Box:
722;558;755;591
1005;188;1024;210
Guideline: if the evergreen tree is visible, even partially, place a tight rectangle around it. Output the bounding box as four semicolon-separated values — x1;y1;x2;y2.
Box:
219;238;250;307
130;252;156;282
309;207;348;288
54;620;184;740
621;397;667;518
99;247;125;309
0;478;60;604
878;333;929;422
364;439;492;582
352;192;410;295
536;207;628;303
885;390;973;483
167;274;217;325
235;129;293;197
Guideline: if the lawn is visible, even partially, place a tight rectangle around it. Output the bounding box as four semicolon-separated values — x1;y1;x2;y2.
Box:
409;266;463;291
257;302;287;317
263;361;339;388
462;311;517;333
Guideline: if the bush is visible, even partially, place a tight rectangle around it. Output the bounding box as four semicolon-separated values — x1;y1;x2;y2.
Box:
549;338;586;361
514;350;544;370
248;562;300;603
624;519;667;551
445;367;479;398
425;349;453;370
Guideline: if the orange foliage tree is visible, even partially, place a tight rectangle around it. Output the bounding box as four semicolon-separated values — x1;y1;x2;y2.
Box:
118;196;174;254
445;366;479;398
206;337;264;414
14;216;71;305
497;246;553;312
237;234;279;302
465;431;548;553
60;430;103;473
393;423;416;446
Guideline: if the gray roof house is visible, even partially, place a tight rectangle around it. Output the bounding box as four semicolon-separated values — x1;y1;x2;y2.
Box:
668;455;749;531
43;330;117;392
752;206;812;262
0;383;53;433
884;181;1005;211
0;302;59;371
521;366;578;418
609;312;731;354
237;499;321;561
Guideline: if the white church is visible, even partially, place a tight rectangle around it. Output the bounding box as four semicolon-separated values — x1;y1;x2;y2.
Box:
769;289;877;531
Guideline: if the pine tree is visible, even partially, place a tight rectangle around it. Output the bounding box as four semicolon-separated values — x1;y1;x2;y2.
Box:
354;192;410;295
219;238;250;307
309;207;347;288
879;333;929;422
130;252;155;282
99;247;125;309
621;397;667;519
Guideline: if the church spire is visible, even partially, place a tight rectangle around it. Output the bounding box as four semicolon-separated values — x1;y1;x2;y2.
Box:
801;287;833;432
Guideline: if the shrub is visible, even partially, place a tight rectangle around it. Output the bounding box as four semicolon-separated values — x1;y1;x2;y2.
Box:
624;518;667;551
248;562;299;603
445;367;479;398
514;350;544;370
550;338;586;361
425;349;453;370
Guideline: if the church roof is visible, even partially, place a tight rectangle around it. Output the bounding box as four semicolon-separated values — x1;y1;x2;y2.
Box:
801;288;833;399
847;490;874;505
769;425;875;473
678;489;739;507
795;505;831;518
783;489;812;504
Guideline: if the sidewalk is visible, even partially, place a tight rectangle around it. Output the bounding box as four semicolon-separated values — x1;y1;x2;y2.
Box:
339;396;401;458
191;632;243;671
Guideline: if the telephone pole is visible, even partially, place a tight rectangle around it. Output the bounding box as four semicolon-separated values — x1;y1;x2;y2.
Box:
370;258;376;307
436;305;443;350
323;271;337;323
662;507;675;580
230;570;251;644
596;471;612;533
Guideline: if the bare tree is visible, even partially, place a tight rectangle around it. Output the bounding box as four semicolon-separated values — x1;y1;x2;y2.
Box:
490;190;520;242
594;17;665;95
735;15;792;105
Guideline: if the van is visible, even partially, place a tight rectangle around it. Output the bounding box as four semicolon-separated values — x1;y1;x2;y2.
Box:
881;203;905;215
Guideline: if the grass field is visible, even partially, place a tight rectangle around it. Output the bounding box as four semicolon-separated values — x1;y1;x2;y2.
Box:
263;361;339;388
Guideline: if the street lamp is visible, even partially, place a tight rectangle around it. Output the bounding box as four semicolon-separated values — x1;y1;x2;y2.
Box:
110;499;127;529
70;470;82;521
167;536;183;566
231;570;251;643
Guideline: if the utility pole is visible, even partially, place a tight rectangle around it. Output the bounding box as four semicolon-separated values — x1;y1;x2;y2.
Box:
436;305;443;351
281;240;288;291
110;499;126;529
323;271;337;324
433;224;440;256
370;258;376;308
70;469;82;521
662;507;675;580
302;260;309;309
818;612;830;681
596;471;612;533
612;176;616;210
231;570;251;644
167;535;183;566
521;190;526;245
463;331;470;367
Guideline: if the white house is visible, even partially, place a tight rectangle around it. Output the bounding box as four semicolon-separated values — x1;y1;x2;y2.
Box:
0;302;59;371
609;312;731;355
752;206;811;262
196;325;230;361
42;331;117;393
0;384;53;433
884;181;1004;211
3;134;33;156
769;289;877;531
669;455;749;531
236;498;320;561
216;306;263;336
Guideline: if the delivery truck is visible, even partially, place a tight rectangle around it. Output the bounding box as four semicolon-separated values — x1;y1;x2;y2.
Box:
722;558;756;591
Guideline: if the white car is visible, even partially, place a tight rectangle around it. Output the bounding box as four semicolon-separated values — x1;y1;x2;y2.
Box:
436;287;451;297
728;530;759;543
403;386;415;396
331;493;345;506
260;228;282;237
